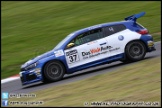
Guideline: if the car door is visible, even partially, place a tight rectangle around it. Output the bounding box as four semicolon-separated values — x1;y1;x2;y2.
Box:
64;28;110;69
104;24;127;57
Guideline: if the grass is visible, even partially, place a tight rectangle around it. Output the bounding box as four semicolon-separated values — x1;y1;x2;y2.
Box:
1;1;161;78
152;34;161;42
8;57;161;107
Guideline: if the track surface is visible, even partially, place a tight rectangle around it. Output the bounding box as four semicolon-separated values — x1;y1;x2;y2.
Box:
1;42;161;93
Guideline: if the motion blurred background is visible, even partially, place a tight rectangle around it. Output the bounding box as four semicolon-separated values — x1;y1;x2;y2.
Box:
1;1;161;107
1;1;161;79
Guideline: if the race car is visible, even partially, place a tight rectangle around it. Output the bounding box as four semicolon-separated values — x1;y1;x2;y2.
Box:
20;12;156;85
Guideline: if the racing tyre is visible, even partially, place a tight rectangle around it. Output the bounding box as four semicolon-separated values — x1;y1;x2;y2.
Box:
43;61;65;82
125;41;146;61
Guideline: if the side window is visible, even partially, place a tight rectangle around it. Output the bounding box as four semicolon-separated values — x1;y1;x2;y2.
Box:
104;24;126;36
68;28;104;47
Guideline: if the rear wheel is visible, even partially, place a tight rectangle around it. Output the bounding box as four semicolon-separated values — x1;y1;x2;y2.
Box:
43;61;65;82
125;41;146;61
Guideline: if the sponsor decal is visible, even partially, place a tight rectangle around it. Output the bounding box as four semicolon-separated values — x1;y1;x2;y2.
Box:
109;27;114;32
118;35;124;41
81;46;119;59
87;41;97;45
66;50;77;56
90;47;101;54
54;50;64;57
66;49;80;64
109;47;120;52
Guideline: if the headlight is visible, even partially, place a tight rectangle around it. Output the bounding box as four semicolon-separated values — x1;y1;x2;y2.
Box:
25;62;38;70
19;72;22;77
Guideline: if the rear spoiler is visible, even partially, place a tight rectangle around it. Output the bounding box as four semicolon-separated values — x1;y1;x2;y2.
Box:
125;12;145;22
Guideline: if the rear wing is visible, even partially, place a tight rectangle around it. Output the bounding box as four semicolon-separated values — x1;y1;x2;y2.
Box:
125;12;145;22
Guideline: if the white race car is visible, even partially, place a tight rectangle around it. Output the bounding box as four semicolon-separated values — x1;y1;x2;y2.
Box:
20;12;155;85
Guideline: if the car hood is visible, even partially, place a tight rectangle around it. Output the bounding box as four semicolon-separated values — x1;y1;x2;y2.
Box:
21;50;54;68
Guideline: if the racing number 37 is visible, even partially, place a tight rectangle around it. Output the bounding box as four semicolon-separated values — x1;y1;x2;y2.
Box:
66;49;80;64
69;54;77;62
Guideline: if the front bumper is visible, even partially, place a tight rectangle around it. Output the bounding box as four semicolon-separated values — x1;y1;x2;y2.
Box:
19;68;42;85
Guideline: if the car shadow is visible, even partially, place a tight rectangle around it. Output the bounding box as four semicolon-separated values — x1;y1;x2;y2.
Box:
22;55;157;89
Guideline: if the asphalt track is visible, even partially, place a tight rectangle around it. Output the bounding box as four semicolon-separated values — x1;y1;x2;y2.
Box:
1;42;161;93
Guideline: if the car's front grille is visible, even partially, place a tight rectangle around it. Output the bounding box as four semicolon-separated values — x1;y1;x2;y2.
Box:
20;76;25;83
26;74;37;81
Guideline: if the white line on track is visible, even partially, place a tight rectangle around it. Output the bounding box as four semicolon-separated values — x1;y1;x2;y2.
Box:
1;77;20;84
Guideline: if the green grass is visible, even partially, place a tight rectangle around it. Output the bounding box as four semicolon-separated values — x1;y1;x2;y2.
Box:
152;33;161;42
8;57;161;107
1;1;161;78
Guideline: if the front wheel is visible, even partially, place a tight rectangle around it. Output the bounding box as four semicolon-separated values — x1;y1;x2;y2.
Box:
43;61;65;82
125;41;146;61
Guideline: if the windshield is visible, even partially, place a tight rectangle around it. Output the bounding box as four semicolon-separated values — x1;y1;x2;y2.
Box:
53;33;75;50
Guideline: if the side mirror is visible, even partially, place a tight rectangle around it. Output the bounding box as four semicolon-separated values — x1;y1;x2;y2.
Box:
67;43;75;48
